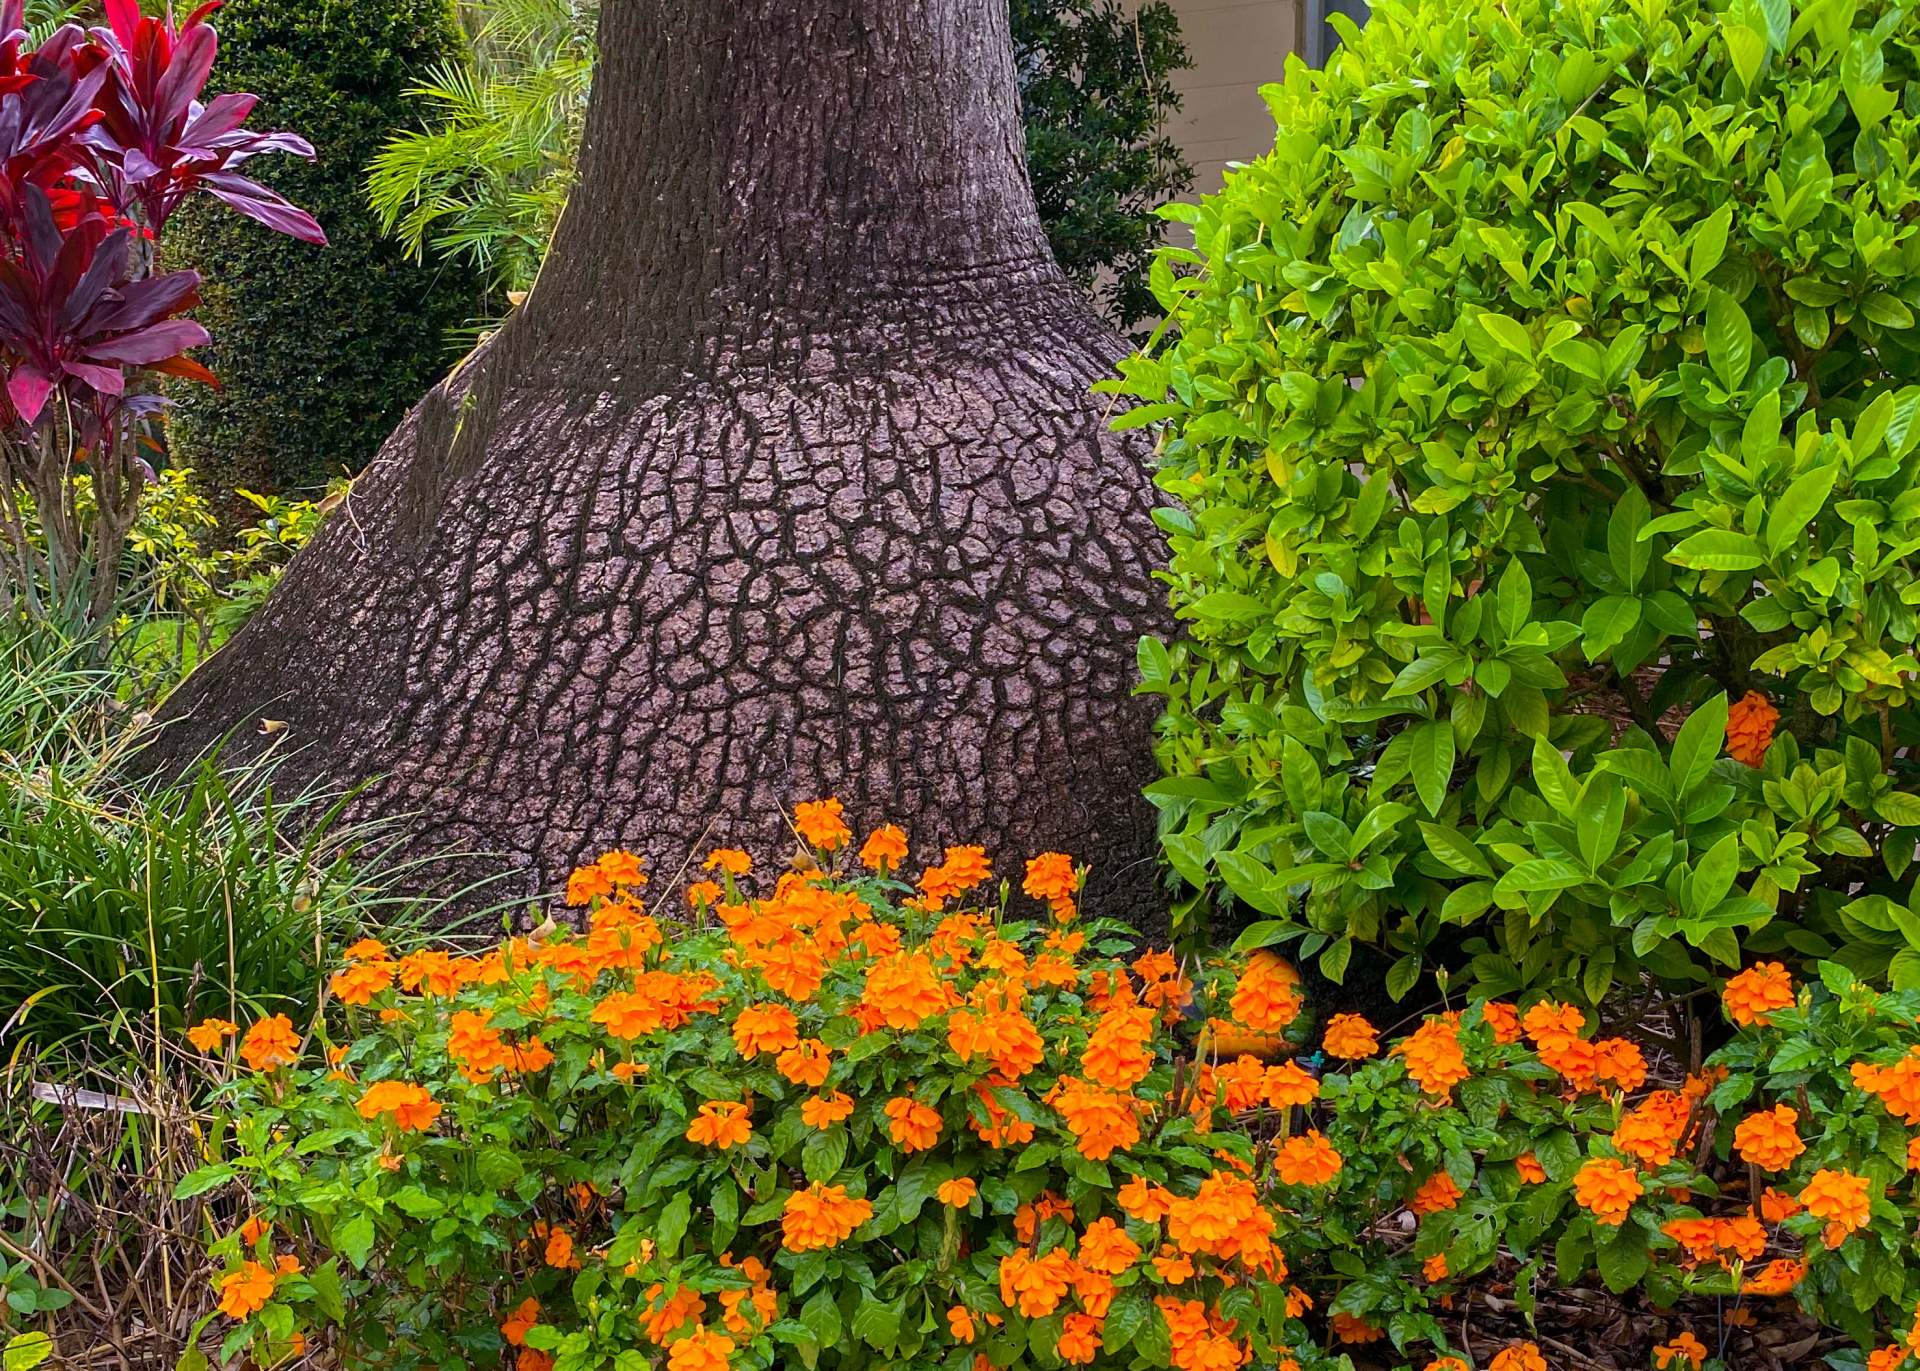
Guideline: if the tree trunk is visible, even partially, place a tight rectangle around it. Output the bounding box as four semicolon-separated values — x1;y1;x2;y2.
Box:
150;0;1171;920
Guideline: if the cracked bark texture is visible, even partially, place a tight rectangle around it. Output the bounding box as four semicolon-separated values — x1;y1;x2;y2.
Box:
149;0;1170;922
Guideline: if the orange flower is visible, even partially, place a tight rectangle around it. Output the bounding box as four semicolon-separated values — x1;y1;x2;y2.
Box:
1800;1168;1871;1245
1742;1257;1806;1295
794;798;852;851
1118;1176;1174;1222
1515;1152;1547;1184
215;1260;276;1319
1614;1091;1692;1169
800;1091;854;1128
998;1248;1076;1317
859;825;909;872
1399;1016;1469;1097
704;847;752;876
1262;1061;1319;1108
239;1014;300;1071
1330;1312;1383;1343
1759;1186;1801;1222
1725;690;1778;766
884;1096;942;1152
731;1003;800;1058
1023;852;1081;920
686;1100;753;1150
597;849;647;886
1230;951;1302;1031
1868;1347;1910;1371
1488;1344;1547;1371
356;1080;441;1132
1153;1247;1195;1283
937;1177;977;1208
1083;1006;1156;1089
1854;1050;1920;1124
686;879;722;909
1410;1172;1463;1215
1723;962;1794;1027
1274;1130;1342;1186
565;863;614;906
187;1017;238;1052
775;1038;832;1087
860;951;949;1029
502;1297;540;1346
544;1226;576;1269
948;1305;976;1343
1078;1217;1141;1273
1573;1159;1643;1226
1428;1360;1472;1371
1321;1013;1378;1059
330;959;396;1005
666;1327;734;1371
1481;1001;1523;1044
1653;1332;1707;1370
781;1182;872;1251
1052;1076;1142;1161
1734;1104;1804;1171
1423;1252;1449;1281
948;1006;1046;1080
1057;1312;1101;1364
237;1215;269;1246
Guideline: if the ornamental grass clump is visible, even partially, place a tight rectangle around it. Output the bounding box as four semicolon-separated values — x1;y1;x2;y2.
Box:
1109;0;1920;1006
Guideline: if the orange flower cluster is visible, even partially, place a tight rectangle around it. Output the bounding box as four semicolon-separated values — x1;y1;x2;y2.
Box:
1321;1013;1378;1059
239;1014;300;1071
1023;851;1082;921
1662;1213;1765;1267
1799;1168;1872;1247
356;1080;440;1132
1573;1158;1643;1225
187;1017;238;1052
1733;1103;1804;1171
1521;1001;1644;1094
1723;962;1795;1027
1854;1049;1920;1124
1613;1090;1693;1169
793;798;852;851
1653;1333;1707;1371
1274;1130;1342;1186
780;1182;872;1251
1229;952;1303;1032
685;1100;752;1150
1398;1015;1470;1098
1724;690;1778;766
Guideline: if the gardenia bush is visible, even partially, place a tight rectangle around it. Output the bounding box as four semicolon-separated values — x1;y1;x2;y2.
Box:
187;802;1920;1368
1108;0;1920;1007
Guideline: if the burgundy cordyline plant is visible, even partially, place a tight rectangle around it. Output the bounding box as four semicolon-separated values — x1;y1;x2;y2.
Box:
0;0;322;628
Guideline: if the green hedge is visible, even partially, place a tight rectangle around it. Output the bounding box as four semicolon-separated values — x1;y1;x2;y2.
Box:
164;0;484;514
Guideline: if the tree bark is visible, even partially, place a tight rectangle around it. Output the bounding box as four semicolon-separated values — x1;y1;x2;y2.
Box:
150;0;1171;920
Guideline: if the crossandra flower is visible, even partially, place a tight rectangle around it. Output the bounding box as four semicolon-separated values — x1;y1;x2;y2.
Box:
1488;1343;1547;1371
1056;1311;1101;1364
1480;1001;1523;1043
685;1100;752;1150
239;1014;300;1071
1723;962;1795;1027
1263;1061;1319;1108
1724;690;1779;766
860;950;950;1029
1023;851;1080;920
1800;1168;1871;1246
1052;1076;1141;1160
780;1182;871;1251
1423;1252;1449;1281
1854;1049;1920;1124
1230;951;1302;1031
186;1017;237;1052
214;1260;275;1319
936;1177;976;1208
998;1247;1076;1318
1330;1312;1383;1343
1742;1257;1806;1295
1410;1171;1462;1215
800;1090;854;1128
501;1297;539;1346
1082;1005;1156;1088
793;797;852;851
947;1304;976;1343
858;824;908;872
1118;1175;1174;1221
704;847;751;876
1613;1090;1692;1168
1321;1013;1378;1059
1734;1103;1805;1171
775;1038;831;1087
330;957;395;1005
884;1096;942;1152
1573;1158;1643;1225
731;1003;800;1057
665;1327;733;1371
356;1080;441;1132
1515;1152;1547;1184
1077;1216;1141;1273
1653;1331;1707;1370
1398;1016;1469;1097
1274;1130;1342;1186
565;863;614;906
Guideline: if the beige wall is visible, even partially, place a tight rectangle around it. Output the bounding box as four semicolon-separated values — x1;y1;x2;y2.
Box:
1162;0;1301;195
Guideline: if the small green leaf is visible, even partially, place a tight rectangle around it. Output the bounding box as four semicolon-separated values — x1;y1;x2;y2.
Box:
5;1333;54;1371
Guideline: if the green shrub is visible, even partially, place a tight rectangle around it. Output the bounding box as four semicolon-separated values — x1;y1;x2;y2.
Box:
1109;0;1920;1001
1013;0;1194;332
163;0;485;512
